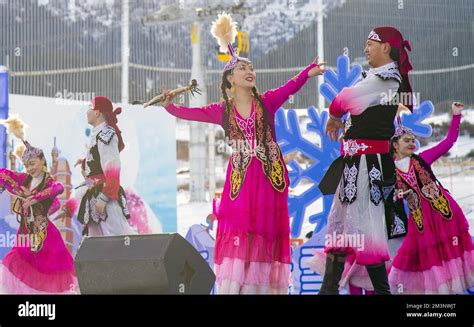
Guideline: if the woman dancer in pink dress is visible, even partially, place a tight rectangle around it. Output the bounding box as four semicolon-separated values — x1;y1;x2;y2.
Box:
0;116;78;294
161;13;326;294
389;102;474;293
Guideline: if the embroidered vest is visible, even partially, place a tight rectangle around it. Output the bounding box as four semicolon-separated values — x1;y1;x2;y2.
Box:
228;99;287;200
396;155;452;233
13;175;54;252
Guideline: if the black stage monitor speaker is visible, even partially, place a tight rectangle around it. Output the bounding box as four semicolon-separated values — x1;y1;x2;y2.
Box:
74;233;216;294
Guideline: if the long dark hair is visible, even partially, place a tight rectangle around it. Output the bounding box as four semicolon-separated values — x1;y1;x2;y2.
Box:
220;65;273;177
389;135;400;158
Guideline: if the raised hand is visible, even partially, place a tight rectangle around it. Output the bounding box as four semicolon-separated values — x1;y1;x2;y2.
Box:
308;56;328;78
452;102;464;115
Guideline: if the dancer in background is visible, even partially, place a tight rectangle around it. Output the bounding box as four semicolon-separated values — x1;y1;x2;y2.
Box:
161;13;326;294
0;116;78;294
389;102;474;294
59;96;135;236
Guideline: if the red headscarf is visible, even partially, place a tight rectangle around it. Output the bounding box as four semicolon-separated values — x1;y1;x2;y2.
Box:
91;96;125;152
368;26;414;110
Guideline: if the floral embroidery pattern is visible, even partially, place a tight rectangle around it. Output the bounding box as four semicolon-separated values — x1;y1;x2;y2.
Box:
368;165;382;205
413;159;452;220
339;163;358;204
342;139;369;156
228;99;286;200
396;157;453;233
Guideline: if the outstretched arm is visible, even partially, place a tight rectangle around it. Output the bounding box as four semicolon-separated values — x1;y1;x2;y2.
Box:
325;73;400;141
262;57;326;114
328;74;400;119
162;101;224;125
31;180;64;203
420;103;463;165
0;168;28;196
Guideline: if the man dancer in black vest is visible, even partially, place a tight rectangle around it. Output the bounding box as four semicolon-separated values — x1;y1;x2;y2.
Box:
318;26;414;294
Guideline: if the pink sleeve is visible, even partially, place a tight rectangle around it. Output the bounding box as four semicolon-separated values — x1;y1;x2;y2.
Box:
420;114;461;165
164;102;224;125
0;168;28;196
32;181;64;203
329;75;400;118
48;198;61;215
261;63;317;115
328;88;350;118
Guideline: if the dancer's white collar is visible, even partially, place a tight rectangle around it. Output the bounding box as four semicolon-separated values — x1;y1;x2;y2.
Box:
367;61;401;83
92;121;107;135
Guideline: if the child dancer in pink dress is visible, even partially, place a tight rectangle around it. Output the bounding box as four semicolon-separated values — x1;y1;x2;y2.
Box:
0;116;78;294
161;13;326;294
389;102;474;293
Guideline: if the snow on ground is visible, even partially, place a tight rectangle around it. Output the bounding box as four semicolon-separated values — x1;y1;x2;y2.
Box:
445;135;474;158
424;108;474;126
420;135;474;159
410;108;474;158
